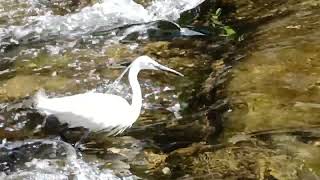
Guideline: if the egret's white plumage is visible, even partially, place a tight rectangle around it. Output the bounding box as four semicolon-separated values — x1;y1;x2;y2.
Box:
35;56;183;135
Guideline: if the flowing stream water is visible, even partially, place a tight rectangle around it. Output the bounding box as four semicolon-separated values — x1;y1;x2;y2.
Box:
1;0;320;179
0;0;212;179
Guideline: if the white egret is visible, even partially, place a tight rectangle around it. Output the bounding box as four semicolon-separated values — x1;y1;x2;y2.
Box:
35;56;183;138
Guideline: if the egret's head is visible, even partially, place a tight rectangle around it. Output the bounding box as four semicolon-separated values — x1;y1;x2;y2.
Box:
133;56;184;76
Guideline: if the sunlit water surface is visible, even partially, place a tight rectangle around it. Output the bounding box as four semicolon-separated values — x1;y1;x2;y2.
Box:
0;0;212;179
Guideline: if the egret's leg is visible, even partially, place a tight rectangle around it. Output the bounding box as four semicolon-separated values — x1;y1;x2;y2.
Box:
74;128;90;150
41;116;47;128
59;125;70;141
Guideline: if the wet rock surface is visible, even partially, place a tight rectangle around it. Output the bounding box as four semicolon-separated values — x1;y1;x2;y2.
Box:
40;0;94;15
165;139;319;179
222;0;320;134
1;0;319;179
185;0;320;179
0;0;224;179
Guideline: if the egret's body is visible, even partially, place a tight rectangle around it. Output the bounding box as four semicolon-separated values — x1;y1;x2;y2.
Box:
35;56;183;135
37;93;133;132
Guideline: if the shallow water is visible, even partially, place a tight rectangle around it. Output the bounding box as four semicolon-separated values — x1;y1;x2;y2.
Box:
219;0;320;178
2;0;320;179
224;0;320;136
0;0;218;179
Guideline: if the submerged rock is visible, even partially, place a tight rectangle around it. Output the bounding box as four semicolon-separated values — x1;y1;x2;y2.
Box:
160;0;320;179
188;0;320;178
0;75;74;101
221;0;320;134
165;140;306;179
39;0;94;15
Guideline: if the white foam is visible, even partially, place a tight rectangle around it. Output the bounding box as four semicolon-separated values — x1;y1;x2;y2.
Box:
9;0;205;41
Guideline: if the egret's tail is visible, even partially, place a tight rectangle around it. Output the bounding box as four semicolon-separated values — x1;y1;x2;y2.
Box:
33;89;48;107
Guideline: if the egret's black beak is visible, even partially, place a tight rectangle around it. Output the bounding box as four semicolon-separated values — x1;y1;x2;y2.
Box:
157;64;184;76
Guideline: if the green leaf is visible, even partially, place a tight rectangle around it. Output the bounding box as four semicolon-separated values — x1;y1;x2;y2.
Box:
215;8;222;16
224;26;236;36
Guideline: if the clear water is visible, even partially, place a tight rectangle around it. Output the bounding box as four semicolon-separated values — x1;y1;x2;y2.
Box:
3;0;320;179
0;0;209;179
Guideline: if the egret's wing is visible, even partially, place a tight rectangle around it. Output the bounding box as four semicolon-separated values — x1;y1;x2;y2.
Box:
36;92;133;131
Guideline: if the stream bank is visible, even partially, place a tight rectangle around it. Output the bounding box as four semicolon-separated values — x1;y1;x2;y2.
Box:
165;0;320;179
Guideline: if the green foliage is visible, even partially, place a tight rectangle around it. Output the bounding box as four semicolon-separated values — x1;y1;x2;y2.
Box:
210;8;223;27
210;8;236;38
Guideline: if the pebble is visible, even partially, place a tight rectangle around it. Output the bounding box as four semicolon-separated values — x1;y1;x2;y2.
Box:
162;167;171;175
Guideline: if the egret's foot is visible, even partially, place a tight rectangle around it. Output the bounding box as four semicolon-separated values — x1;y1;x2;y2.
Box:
74;142;86;151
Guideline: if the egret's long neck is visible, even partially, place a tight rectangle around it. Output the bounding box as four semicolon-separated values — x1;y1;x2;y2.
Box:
128;65;142;120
